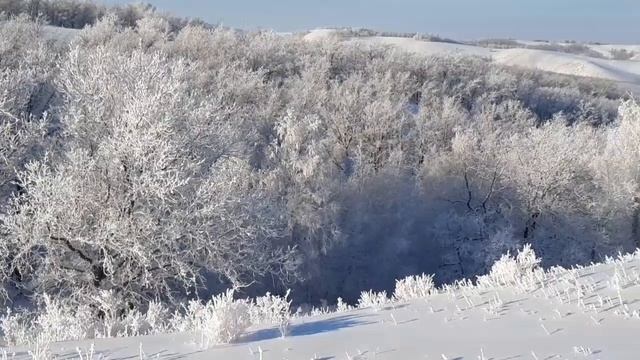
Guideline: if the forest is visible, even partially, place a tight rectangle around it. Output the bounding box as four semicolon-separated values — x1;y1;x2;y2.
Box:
0;0;639;342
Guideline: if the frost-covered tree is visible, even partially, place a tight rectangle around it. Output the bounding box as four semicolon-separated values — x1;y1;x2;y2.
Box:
594;100;640;250
0;45;295;309
0;16;56;202
500;121;596;240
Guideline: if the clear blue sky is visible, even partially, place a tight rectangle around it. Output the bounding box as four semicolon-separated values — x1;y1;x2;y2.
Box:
102;0;640;43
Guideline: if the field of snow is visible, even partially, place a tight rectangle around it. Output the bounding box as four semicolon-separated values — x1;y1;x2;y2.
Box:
41;25;79;44
6;251;640;359
305;30;640;90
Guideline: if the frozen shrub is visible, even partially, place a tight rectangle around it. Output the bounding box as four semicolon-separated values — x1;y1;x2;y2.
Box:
0;15;51;69
610;48;635;60
115;309;144;338
0;295;94;346
0;307;34;346
35;295;95;343
92;290;126;338
143;301;171;334
515;245;542;272
478;244;543;289
249;289;292;337
107;300;171;337
357;290;389;311
200;290;251;346
173;290;250;347
336;297;354;313
393;273;435;301
169;299;206;333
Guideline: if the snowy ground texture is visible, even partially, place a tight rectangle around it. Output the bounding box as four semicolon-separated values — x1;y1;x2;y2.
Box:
5;250;640;359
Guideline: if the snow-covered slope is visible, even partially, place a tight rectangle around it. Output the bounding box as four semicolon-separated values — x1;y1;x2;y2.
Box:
0;22;78;45
493;48;640;84
515;40;640;60
345;36;492;58
305;29;640;89
588;44;640;61
8;252;640;359
41;25;79;44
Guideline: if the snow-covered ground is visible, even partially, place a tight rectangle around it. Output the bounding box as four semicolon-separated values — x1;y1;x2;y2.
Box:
40;25;79;45
6;251;640;359
305;29;640;90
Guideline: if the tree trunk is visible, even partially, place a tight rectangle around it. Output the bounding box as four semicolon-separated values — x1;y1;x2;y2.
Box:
632;197;640;248
523;211;540;241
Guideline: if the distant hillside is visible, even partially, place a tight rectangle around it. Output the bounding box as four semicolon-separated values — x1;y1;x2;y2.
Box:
305;29;640;91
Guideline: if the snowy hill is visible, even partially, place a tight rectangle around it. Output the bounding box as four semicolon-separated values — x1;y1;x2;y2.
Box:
305;29;640;90
7;250;640;359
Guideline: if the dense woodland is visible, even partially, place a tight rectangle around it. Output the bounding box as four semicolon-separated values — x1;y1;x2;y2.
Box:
0;0;200;29
0;3;639;329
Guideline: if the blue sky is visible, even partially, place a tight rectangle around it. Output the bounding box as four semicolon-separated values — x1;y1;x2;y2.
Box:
102;0;640;43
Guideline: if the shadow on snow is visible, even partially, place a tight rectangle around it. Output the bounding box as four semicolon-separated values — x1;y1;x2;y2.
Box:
240;313;375;343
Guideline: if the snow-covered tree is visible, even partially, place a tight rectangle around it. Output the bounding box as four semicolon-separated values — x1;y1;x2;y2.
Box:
1;45;295;309
594;100;640;250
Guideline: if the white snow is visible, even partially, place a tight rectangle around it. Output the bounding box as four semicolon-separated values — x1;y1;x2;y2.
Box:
0;22;79;44
303;28;343;42
41;25;79;44
493;48;640;84
582;44;640;60
346;36;492;58
7;252;640;359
